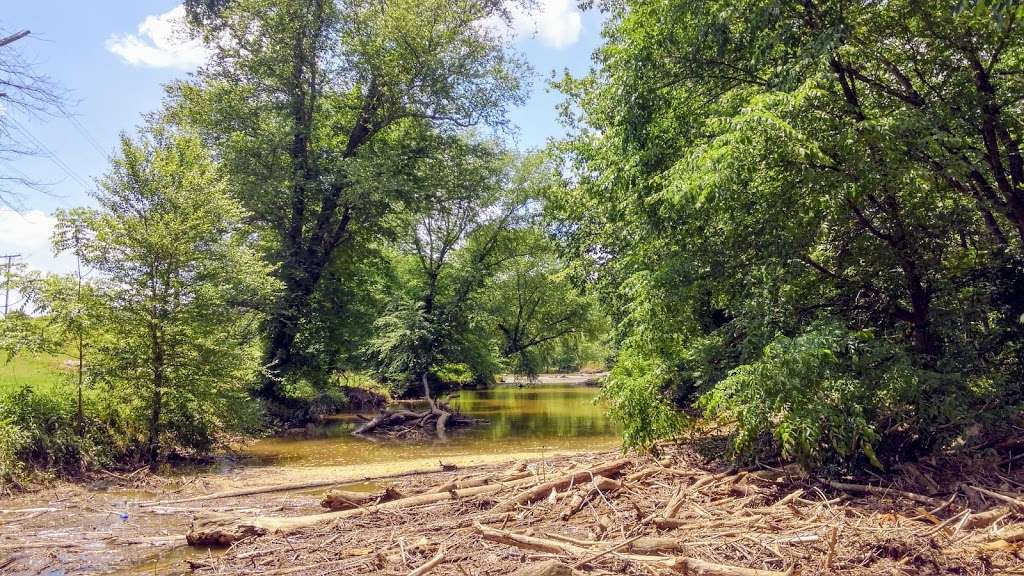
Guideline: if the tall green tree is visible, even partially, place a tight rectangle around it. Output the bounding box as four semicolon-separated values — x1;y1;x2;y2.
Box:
484;230;601;377
554;0;1024;466
367;138;525;400
174;0;526;405
58;131;278;467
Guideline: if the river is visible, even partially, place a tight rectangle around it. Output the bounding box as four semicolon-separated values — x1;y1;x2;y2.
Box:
245;380;621;467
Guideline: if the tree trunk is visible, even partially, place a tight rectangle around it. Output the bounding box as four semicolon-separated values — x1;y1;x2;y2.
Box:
75;336;84;436
259;257;323;407
148;324;164;470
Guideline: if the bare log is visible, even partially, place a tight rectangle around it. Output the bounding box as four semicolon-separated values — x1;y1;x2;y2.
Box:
962;506;1012;530
663;487;687;518
426;471;532;494
510;560;580;576
662;557;792;576
144;465;461;507
353;410;429;435
320;487;405;511
826;480;942;507
435;410;451;438
967;485;1024;511
352;411;391;435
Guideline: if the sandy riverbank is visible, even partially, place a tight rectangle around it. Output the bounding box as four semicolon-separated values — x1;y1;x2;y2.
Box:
4;442;1023;575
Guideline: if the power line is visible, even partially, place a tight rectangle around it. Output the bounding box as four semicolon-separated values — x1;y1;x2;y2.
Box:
67;115;108;161
8;118;89;187
7;117;91;189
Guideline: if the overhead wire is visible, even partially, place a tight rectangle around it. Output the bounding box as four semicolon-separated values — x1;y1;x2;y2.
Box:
6;116;91;189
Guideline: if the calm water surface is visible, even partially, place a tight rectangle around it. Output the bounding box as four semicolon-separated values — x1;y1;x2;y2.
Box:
245;384;621;467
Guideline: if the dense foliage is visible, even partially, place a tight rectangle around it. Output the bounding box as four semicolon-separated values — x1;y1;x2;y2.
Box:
553;0;1024;467
172;0;528;407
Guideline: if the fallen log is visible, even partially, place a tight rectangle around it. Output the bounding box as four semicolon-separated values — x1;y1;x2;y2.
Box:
663;486;687;518
962;506;1012;530
510;560;580;576
662;557;792;576
353;410;428;435
188;475;538;545
475;523;790;576
320;487;405;511
426;471;532;494
435;410;451;439
145;465;472;507
559;475;621;520
492;459;632;511
826;480;942;507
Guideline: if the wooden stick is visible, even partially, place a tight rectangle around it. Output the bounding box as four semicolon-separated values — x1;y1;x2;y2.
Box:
967;486;1024;511
662;557;793;576
408;546;446;576
826;480;942;507
571;534;646;568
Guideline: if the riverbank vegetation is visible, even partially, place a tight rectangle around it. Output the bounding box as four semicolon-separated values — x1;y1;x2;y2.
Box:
552;0;1024;470
2;0;1024;488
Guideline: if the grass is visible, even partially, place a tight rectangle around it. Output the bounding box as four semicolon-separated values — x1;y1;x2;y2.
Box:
0;351;72;395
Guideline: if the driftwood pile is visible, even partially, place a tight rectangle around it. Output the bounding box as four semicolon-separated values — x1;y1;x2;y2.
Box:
185;445;1024;575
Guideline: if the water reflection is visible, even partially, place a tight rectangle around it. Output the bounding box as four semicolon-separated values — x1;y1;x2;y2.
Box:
246;384;620;467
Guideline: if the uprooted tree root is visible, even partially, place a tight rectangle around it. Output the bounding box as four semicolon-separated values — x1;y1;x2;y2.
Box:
184;445;1024;575
352;399;482;440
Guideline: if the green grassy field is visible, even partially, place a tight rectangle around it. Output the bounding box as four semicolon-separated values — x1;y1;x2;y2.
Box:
0;351;71;395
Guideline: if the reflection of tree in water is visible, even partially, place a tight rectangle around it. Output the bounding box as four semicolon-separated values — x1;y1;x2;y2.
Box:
451;385;620;440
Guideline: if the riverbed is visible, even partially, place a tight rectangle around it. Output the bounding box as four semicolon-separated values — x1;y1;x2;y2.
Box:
0;380;620;575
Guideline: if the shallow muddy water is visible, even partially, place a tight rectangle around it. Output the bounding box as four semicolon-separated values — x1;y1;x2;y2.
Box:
244;383;621;467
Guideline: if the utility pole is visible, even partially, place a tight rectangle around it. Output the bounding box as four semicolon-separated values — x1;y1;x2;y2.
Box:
0;30;30;49
1;254;21;317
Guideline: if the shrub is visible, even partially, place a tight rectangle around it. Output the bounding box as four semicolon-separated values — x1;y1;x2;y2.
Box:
0;418;28;492
600;350;684;450
0;386;96;479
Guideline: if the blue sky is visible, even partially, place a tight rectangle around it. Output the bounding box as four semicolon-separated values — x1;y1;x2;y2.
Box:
1;1;604;274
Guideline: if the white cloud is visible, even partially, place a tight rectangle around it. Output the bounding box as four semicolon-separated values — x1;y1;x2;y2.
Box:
492;0;583;49
0;209;74;276
105;5;210;70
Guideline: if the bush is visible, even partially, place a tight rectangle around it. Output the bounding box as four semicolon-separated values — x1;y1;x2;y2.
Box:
0;386;96;480
600;350;684;450
0;418;28;492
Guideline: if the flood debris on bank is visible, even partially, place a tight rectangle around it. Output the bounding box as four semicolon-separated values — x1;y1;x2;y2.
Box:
183;445;1024;576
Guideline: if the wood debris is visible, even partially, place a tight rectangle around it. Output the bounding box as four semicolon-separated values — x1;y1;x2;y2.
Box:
174;445;1024;575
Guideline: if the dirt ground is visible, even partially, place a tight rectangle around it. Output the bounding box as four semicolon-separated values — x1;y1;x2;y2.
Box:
4;443;1024;575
